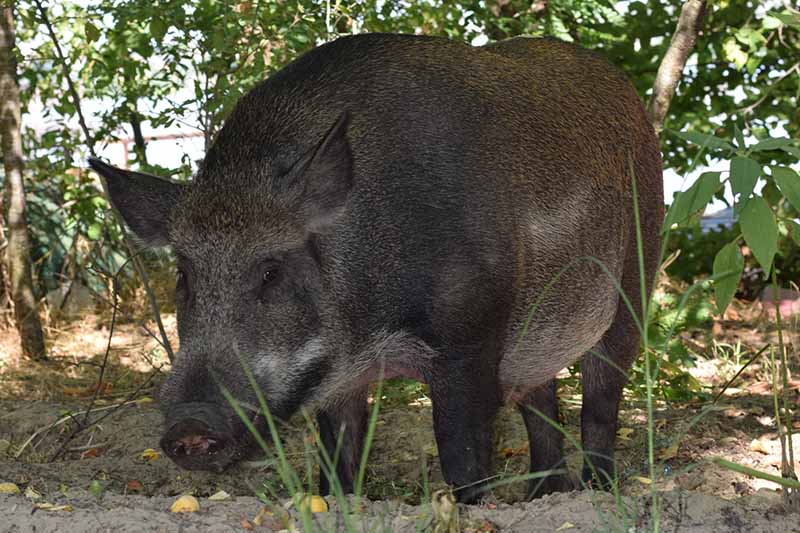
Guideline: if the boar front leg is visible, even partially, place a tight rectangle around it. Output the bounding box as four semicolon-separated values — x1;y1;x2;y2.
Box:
316;388;369;495
428;346;501;504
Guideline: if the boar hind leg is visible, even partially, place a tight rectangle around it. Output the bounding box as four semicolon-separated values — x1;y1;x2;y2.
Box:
580;301;641;490
317;388;369;495
429;348;501;504
517;379;574;499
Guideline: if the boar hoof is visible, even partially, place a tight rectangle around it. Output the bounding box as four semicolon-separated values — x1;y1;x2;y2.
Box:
527;474;575;500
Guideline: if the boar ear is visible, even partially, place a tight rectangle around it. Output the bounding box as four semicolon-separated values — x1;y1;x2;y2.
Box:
288;111;353;232
88;158;184;247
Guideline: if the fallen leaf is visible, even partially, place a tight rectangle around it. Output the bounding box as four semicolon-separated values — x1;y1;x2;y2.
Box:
556;522;576;531
241;517;254;529
125;480;144;493
0;439;12;454
464;520;498;532
136;396;155;404
170;494;200;513
208;490;231;501
252;508;271;526
431;489;459;533
724;408;745;418
0;482;21;495
34;503;73;512
253;507;289;528
659;442;679;460
140;448;161;462
617;428;634;441
749;438;770;455
424;443;439;457
499;444;528;458
24;486;42;500
634;476;653;485
62;382;113;398
89;480;104;497
81;447;100;459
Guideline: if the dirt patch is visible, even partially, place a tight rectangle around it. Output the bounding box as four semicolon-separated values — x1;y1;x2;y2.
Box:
1;396;799;531
1;303;799;530
1;487;797;532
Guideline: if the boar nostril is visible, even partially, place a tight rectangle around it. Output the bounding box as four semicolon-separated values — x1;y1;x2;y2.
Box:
169;434;225;457
170;440;186;456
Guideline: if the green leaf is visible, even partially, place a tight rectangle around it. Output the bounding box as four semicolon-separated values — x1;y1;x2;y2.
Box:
87;223;102;241
762;15;782;30
751;137;796;152
789;221;800;247
151;18;168;41
85;22;100;43
729;156;761;209
712;241;743;315
774;12;800;29
664;172;721;229
673;131;734;151
740;197;778;276
723;38;748;69
781;146;800;158
772;166;800;212
89;480;104;498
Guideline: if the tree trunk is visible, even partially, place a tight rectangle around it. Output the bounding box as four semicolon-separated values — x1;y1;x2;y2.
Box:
0;215;10;323
0;3;46;360
647;0;708;135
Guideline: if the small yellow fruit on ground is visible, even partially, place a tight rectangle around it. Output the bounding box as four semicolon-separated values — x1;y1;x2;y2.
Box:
0;482;21;495
296;494;328;513
139;448;161;462
170;494;200;513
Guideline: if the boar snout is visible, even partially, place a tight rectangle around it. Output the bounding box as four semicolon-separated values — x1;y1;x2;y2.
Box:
160;402;239;472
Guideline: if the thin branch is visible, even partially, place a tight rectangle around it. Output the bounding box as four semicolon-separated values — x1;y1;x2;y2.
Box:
48;369;161;462
80;261;122;426
739;61;800;116
32;0;175;363
646;0;708;135
30;0;95;156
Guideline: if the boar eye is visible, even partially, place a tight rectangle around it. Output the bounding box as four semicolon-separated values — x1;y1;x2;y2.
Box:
260;264;280;289
252;261;280;301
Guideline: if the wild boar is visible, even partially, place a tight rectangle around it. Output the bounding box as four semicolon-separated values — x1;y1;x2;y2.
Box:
90;33;663;503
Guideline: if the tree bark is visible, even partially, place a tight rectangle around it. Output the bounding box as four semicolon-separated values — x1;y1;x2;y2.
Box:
0;3;46;359
646;0;708;135
0;215;10;320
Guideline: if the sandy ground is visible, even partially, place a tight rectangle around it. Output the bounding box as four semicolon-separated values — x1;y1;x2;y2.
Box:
1;301;799;531
1;396;799;531
1;486;797;532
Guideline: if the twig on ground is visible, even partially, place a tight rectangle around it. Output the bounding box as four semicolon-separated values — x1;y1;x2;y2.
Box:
711;344;770;405
14;399;139;459
48;369;160;462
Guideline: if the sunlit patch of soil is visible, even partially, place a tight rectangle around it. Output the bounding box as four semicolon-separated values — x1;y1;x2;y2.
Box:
0;313;177;401
0;299;798;513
